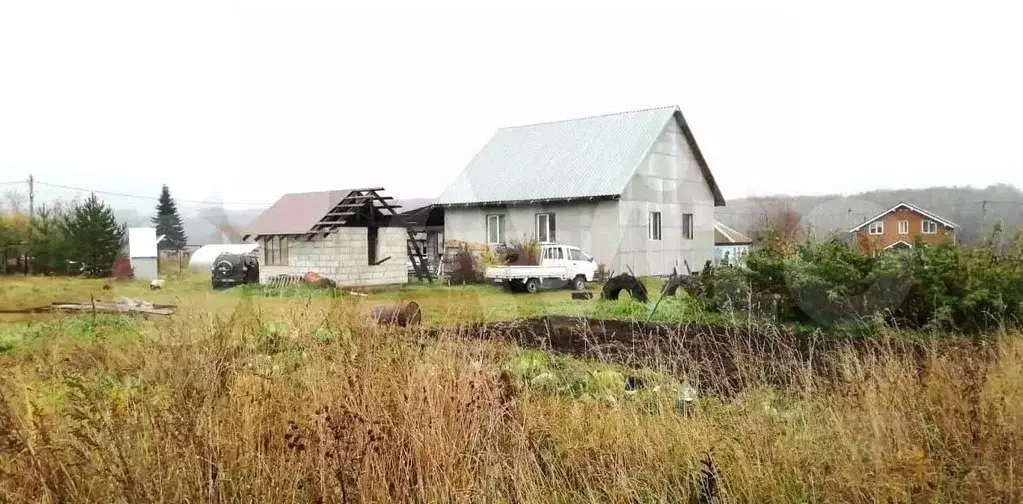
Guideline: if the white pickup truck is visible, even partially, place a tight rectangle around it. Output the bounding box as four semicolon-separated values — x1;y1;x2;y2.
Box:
484;244;598;293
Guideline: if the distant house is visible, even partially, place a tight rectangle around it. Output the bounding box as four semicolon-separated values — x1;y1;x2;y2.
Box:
714;221;752;266
437;106;727;276
848;202;957;255
240;188;408;286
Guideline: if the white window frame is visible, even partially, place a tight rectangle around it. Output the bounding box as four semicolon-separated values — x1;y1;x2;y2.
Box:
921;220;938;234
868;221;884;235
486;214;505;245
535;213;555;243
682;213;694;240
898;220;909;235
648;211;662;241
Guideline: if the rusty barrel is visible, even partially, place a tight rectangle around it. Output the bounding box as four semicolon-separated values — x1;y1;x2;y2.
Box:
370;300;422;327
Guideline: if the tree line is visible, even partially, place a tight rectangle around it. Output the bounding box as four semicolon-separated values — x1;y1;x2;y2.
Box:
0;185;188;277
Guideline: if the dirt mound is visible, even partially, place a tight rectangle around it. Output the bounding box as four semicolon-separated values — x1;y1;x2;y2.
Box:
431;316;994;397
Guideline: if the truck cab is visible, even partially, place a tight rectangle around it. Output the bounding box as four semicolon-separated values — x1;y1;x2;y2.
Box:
484;244;598;293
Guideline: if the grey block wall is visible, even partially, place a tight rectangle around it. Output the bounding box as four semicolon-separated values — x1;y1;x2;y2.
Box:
259;227;408;287
443;200;619;268
619;118;715;275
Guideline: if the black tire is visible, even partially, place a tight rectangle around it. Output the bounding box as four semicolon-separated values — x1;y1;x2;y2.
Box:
571;275;586;291
525;278;540;294
600;273;649;303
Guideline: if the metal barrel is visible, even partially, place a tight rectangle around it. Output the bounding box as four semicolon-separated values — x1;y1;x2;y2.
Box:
370;300;422;327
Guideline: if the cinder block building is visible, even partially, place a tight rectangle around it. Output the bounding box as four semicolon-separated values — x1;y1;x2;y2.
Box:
241;188;409;286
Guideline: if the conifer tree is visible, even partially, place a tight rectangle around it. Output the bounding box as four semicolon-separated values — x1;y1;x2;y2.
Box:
63;194;126;277
151;184;187;250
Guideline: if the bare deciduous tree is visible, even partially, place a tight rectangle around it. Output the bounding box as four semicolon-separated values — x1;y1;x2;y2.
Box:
1;190;27;214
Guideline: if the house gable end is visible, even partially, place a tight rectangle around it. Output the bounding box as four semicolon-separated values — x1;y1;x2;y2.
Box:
848;202;958;234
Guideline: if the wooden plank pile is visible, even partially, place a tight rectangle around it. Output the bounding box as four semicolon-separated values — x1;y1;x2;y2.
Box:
0;296;176;316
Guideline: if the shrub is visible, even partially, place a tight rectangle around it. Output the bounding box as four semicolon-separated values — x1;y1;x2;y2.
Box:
695;228;1023;332
446;243;481;285
505;236;540;265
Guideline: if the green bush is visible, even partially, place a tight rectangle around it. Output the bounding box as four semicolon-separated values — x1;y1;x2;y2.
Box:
695;229;1023;332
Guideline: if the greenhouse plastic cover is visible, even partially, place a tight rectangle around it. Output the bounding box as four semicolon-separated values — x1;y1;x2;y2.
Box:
188;244;259;271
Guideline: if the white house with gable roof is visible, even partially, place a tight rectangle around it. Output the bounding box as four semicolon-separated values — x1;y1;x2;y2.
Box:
437;106;727;276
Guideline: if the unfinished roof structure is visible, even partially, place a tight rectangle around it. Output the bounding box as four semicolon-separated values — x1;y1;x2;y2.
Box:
241;188;401;241
438;106;726;207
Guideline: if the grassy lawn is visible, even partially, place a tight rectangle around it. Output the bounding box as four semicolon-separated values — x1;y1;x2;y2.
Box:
1;274;1020;502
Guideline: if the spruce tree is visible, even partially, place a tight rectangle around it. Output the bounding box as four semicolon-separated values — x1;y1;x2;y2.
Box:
63;194;127;277
151;184;187;250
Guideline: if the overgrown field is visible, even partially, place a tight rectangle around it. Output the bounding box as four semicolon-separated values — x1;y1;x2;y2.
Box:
1;276;1021;503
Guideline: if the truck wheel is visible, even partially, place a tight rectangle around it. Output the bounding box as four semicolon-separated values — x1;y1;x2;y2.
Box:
525;278;540;294
571;275;586;291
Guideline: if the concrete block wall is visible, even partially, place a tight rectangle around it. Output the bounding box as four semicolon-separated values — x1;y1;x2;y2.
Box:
259;227;408;287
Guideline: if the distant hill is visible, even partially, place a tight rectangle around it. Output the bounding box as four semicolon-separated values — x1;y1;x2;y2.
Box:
113;197;439;246
114;206;265;246
110;186;1021;246
718;184;1023;244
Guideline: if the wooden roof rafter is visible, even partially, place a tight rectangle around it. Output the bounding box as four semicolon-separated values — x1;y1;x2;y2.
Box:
308;188;402;232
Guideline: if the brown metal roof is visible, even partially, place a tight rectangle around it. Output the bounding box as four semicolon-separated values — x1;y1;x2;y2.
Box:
241;188;403;239
241;190;349;238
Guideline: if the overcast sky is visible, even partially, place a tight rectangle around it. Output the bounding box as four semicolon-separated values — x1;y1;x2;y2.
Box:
1;0;1021;212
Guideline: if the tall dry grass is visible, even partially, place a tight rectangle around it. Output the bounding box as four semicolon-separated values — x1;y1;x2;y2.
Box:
0;295;1020;503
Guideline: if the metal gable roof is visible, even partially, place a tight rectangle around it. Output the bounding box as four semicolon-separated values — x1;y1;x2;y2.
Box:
714;221;752;245
241;190;349;238
438;106;725;206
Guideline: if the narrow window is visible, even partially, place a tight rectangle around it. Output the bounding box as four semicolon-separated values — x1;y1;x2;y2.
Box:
682;213;694;240
648;212;662;241
921;220;937;234
486;214;505;245
535;213;556;243
279;237;288;265
898;220;909;234
868;221;884;235
367;227;379;265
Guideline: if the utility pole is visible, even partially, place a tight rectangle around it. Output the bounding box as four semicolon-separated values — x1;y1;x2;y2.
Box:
27;175;34;276
28;175;34;221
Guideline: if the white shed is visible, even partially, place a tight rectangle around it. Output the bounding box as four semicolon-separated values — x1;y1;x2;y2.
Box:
128;227;160;281
188;243;259;272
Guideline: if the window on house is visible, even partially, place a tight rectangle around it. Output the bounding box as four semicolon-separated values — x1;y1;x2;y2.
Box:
898;220;909;234
922;220;938;234
486;214;505;245
263;236;288;266
682;213;694;240
535;213;556;243
868;221;884;235
367;227;379;265
648;211;662;240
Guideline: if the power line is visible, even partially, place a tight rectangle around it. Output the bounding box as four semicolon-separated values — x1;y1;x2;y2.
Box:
0;180;26;186
34;181;272;206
